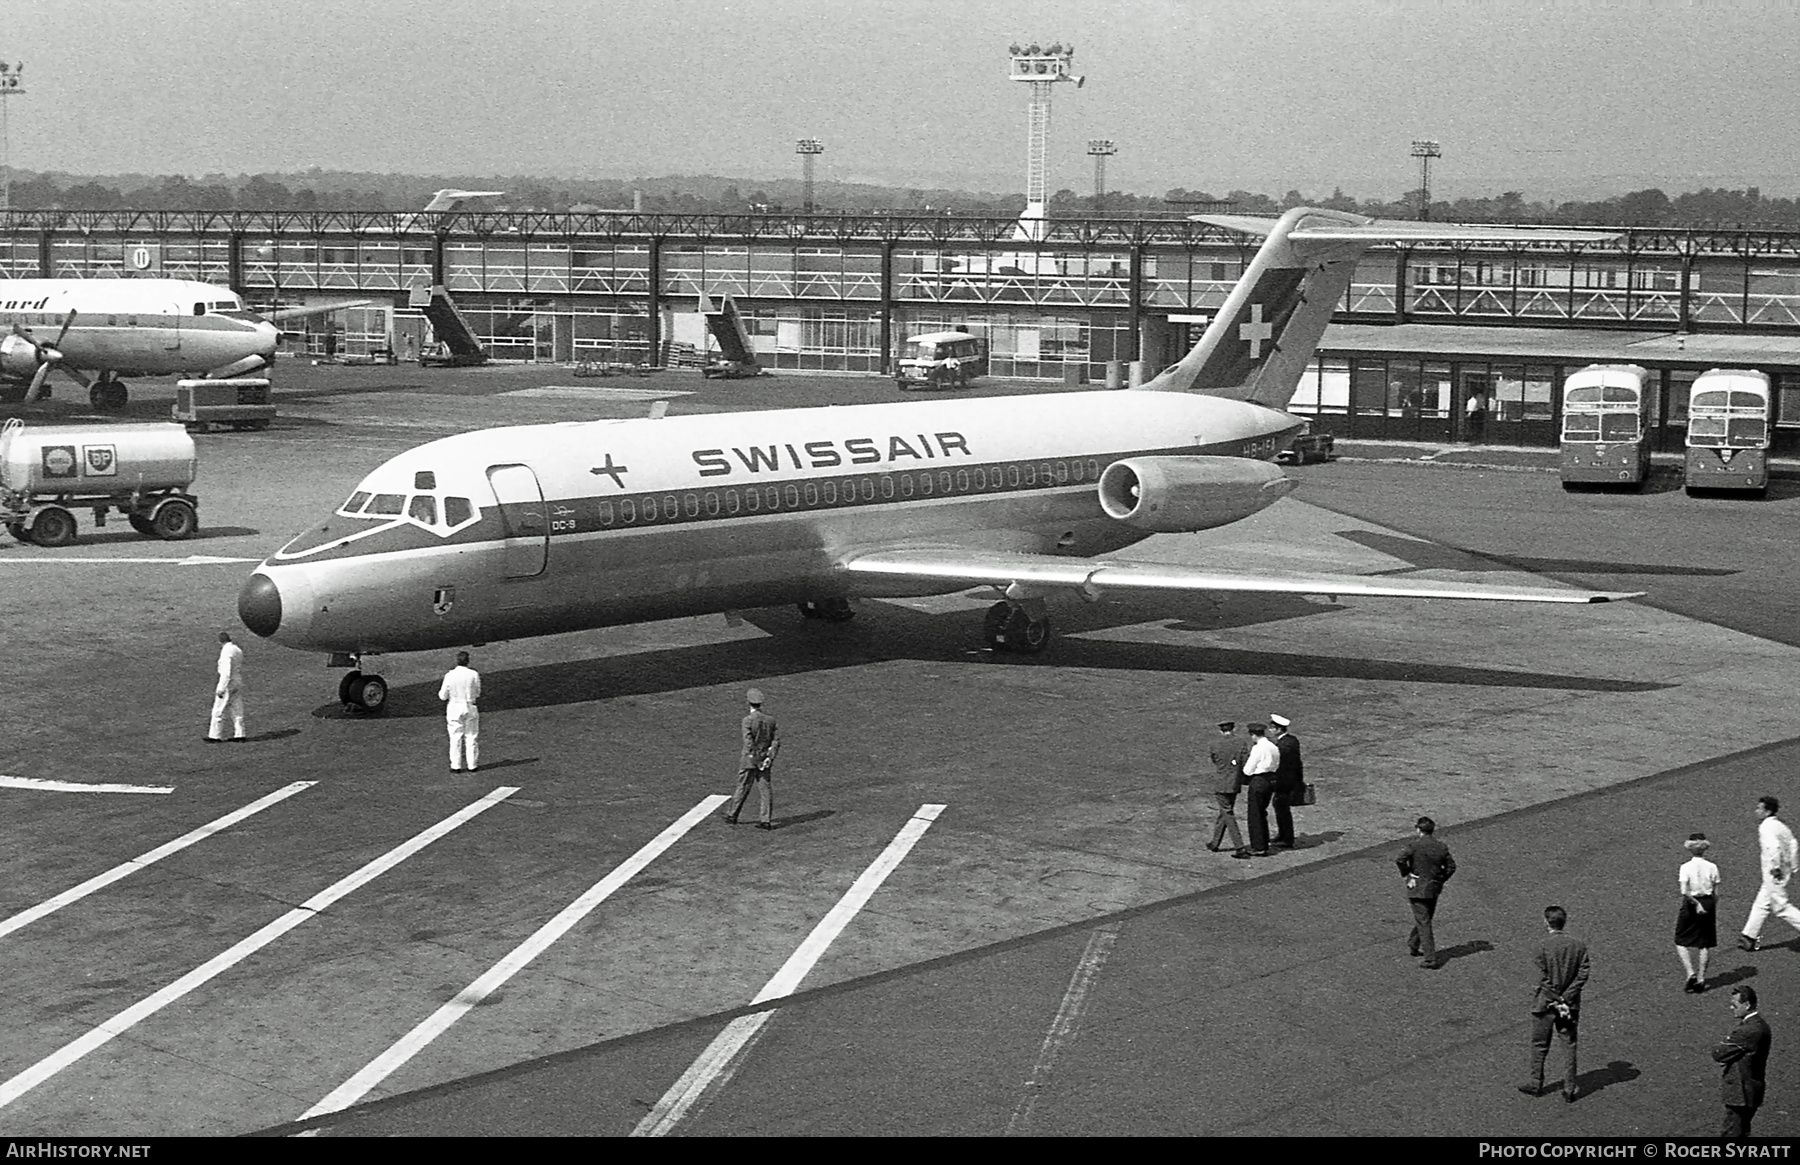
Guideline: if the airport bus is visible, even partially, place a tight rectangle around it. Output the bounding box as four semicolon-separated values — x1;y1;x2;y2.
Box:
1685;369;1771;496
1559;364;1651;489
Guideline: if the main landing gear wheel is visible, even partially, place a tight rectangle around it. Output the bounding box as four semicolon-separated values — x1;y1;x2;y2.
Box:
89;381;129;412
339;671;389;714
983;601;1053;654
797;598;855;622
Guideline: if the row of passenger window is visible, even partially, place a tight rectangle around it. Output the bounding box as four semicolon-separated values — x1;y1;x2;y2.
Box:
593;458;1105;528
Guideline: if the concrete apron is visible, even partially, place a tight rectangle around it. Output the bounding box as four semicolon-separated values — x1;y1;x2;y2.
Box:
261;495;1778;1117
811;497;1788;971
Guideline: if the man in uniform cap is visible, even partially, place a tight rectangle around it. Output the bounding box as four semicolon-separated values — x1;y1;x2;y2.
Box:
1205;720;1251;857
1270;713;1304;849
724;688;781;829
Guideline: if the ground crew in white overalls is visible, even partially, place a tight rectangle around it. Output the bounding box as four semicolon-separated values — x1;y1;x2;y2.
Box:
438;650;482;772
206;632;246;743
1738;794;1800;951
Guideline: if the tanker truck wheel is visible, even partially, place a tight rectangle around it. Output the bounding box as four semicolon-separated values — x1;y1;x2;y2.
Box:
128;514;154;536
150;499;198;541
29;506;77;547
5;522;28;544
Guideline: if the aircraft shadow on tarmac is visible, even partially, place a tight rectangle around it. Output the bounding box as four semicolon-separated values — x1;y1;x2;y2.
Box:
314;596;1673;720
1335;529;1739;578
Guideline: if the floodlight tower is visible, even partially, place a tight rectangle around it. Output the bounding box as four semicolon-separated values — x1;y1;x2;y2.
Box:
0;60;22;214
1410;139;1441;221
1087;139;1116;213
796;138;824;212
1008;41;1084;239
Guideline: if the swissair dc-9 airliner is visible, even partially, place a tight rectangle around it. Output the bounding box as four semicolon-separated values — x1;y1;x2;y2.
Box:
238;208;1641;712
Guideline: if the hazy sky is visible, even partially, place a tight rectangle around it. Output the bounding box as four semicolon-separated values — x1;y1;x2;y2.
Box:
5;0;1799;199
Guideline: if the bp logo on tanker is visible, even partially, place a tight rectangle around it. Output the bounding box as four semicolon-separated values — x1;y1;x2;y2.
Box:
83;445;117;476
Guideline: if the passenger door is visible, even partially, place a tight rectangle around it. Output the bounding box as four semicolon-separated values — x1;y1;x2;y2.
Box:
165;302;184;351
486;464;548;578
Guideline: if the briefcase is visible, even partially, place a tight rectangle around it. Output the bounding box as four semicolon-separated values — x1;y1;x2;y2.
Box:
1300;783;1317;806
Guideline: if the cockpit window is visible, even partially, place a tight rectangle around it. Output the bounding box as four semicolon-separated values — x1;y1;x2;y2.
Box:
444;496;473;526
365;493;406;515
414;470;437;490
194;302;206;316
407;495;438;525
341;490;371;513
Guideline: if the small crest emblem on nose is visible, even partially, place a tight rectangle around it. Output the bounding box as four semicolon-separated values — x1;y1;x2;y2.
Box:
432;586;456;616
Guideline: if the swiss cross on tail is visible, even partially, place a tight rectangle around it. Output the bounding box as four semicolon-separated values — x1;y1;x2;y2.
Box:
1192;267;1310;390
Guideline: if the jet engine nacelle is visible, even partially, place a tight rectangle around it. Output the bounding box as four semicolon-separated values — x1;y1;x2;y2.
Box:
0;333;41;378
1097;455;1297;533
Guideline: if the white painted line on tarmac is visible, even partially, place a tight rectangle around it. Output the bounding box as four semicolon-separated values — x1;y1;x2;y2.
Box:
0;786;517;1113
0;776;174;795
506;386;695;401
0;555;260;565
1004;921;1120;1136
632;803;947;1137
300;794;730;1119
0;782;316;941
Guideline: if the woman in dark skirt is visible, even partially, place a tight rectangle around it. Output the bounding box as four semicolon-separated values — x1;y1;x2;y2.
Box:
1676;832;1721;992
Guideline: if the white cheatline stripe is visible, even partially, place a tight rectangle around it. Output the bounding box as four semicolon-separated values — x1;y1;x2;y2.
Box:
0;776;173;794
0;782;316;941
0;556;260;565
1004;921;1120;1136
300;793;730;1119
0;786;518;1113
632;802;947;1137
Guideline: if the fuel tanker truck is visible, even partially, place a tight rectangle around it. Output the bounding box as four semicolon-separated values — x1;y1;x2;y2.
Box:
0;419;200;546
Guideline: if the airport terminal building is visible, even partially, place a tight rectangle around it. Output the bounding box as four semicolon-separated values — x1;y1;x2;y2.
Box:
4;208;1800;450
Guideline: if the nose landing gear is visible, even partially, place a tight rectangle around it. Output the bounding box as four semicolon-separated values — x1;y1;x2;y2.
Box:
334;653;389;714
797;597;856;623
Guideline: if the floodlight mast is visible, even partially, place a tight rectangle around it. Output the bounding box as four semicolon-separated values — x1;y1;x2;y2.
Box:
1410;139;1441;221
1008;41;1083;240
1087;139;1116;213
0;60;22;215
796;138;824;213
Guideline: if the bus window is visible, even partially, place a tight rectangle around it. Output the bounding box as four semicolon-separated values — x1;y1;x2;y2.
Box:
1600;414;1640;442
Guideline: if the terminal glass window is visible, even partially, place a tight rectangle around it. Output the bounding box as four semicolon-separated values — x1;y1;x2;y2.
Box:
1386;360;1423;416
1351;359;1387;415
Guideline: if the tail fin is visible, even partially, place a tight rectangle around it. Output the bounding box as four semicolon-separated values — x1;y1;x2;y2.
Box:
1140;208;1618;409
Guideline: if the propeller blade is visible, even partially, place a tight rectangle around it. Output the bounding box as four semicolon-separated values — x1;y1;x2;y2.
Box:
56;363;92;390
23;362;53;402
50;309;76;350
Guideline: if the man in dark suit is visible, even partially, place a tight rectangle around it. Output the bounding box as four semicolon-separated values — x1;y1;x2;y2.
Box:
1522;905;1591;1102
1270;713;1304;848
1395;816;1456;969
1713;983;1772;1138
722;688;781;830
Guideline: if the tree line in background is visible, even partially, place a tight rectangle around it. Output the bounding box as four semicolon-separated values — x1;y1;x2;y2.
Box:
2;169;1797;229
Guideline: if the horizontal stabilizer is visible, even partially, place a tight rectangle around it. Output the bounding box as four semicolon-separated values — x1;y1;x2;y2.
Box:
841;547;1642;605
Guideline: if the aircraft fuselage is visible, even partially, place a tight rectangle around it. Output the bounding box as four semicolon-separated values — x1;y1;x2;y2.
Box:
238;390;1304;655
0;279;278;381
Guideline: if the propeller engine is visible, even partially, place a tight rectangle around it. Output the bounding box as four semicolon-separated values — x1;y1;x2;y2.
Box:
10;312;92;402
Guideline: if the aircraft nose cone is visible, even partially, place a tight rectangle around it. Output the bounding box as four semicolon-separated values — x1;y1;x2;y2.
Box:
238;572;282;638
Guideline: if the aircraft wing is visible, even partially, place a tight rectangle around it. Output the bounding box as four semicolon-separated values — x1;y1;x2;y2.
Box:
840;547;1642;604
263;299;374;323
